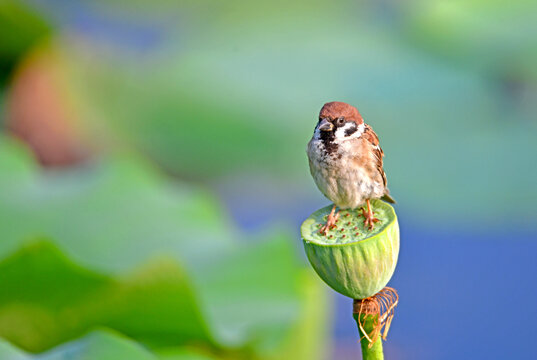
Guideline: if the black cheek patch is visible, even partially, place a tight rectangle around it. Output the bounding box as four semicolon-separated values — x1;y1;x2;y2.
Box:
344;123;358;137
320;131;338;155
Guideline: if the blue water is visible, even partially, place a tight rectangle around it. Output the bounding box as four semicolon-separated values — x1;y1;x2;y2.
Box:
333;220;537;359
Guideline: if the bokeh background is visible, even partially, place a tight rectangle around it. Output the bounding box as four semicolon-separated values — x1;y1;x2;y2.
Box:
1;0;536;359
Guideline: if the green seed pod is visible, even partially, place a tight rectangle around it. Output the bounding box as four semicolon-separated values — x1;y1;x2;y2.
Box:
301;200;399;299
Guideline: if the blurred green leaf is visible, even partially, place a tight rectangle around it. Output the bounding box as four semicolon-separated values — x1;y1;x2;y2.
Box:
0;329;224;359
0;138;37;185
0;138;236;273
0;338;28;360
0;330;156;360
264;269;330;360
404;0;537;80
0;137;329;359
156;347;217;360
0;240;210;352
0;0;51;86
37;330;157;360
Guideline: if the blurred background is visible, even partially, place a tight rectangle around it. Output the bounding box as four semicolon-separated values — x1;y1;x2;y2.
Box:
0;0;536;359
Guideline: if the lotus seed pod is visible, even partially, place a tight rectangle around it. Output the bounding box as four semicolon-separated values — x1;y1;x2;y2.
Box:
301;200;399;299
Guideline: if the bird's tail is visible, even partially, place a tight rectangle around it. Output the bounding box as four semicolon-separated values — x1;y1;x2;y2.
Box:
381;192;396;204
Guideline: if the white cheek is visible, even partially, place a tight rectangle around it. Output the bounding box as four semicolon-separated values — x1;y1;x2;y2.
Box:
335;122;354;139
335;123;364;143
334;126;347;139
354;123;365;138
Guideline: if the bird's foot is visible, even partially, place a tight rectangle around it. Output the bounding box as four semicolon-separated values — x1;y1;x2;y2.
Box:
319;210;339;235
359;206;379;231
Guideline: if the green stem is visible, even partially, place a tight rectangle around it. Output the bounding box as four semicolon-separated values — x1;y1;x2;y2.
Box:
353;300;384;360
358;328;383;360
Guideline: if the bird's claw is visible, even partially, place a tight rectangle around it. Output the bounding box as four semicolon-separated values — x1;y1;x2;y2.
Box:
319;211;339;235
359;207;379;231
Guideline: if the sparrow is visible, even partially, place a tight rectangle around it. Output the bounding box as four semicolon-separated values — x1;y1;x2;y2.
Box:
307;101;394;234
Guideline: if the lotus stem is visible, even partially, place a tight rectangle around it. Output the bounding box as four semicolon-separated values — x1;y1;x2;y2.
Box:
353;300;383;359
352;288;398;360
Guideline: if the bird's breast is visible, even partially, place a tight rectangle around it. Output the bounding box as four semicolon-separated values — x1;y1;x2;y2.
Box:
307;138;384;209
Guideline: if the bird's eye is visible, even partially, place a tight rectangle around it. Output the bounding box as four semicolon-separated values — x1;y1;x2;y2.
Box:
336;117;345;126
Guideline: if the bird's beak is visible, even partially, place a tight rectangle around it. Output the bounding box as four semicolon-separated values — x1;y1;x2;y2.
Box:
318;118;334;132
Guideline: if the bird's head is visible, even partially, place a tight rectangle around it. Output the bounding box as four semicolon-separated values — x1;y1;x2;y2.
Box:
315;101;364;140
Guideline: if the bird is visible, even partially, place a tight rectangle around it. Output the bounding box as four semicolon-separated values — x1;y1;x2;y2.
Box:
307;101;394;234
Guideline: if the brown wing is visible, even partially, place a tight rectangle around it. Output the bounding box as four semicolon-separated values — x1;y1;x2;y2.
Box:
363;124;395;203
362;124;387;188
